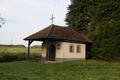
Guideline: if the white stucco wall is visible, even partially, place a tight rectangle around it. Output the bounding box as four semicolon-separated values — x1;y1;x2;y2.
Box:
60;42;86;61
41;41;86;62
41;44;46;58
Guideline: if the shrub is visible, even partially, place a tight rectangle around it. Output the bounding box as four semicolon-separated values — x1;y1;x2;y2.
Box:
0;53;41;62
0;53;18;62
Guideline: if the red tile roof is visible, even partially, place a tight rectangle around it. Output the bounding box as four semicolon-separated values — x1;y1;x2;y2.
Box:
24;25;92;43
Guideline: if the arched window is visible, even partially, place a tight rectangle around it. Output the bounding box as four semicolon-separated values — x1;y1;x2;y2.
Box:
77;45;81;53
69;45;74;53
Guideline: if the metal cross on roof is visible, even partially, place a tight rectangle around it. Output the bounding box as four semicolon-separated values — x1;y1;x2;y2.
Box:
50;14;55;25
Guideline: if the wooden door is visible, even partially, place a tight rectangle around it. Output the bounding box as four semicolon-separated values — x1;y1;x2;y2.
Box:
46;45;56;61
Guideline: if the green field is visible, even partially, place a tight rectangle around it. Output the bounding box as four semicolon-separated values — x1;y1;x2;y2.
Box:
0;47;41;54
0;60;120;80
0;47;41;62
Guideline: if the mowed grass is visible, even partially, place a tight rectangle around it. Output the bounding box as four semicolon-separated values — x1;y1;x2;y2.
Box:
0;60;120;80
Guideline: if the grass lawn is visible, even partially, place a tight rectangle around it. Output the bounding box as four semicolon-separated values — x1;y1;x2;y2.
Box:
0;60;120;80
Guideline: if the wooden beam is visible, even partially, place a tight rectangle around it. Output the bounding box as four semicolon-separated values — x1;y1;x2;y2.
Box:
28;40;33;60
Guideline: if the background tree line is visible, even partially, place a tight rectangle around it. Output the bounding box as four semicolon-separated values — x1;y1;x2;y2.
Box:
66;0;120;61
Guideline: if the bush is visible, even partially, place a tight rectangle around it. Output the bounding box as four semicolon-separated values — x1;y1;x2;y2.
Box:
0;53;41;62
0;53;18;62
0;53;26;62
3;53;18;61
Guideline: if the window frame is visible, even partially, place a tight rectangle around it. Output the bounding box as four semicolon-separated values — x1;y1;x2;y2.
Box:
76;45;81;53
69;45;74;53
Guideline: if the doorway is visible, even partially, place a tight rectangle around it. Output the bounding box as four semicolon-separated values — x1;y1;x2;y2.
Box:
46;44;56;61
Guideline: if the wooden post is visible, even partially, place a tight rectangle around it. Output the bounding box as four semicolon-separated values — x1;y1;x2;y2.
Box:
28;40;30;59
28;40;33;60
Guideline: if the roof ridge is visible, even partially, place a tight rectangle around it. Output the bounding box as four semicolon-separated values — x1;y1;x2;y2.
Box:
52;24;66;27
46;25;54;38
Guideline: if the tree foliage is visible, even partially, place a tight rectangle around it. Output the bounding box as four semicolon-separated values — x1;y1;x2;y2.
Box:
65;0;92;33
0;14;5;28
66;0;120;61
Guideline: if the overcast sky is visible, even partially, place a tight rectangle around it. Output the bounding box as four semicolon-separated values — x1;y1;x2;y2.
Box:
0;0;70;46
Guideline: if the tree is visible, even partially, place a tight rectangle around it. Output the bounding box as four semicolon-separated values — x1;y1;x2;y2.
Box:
90;21;120;61
66;0;120;61
0;14;5;28
65;0;92;34
89;0;120;61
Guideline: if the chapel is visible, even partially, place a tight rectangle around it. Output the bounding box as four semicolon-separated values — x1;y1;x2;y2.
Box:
24;24;92;62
